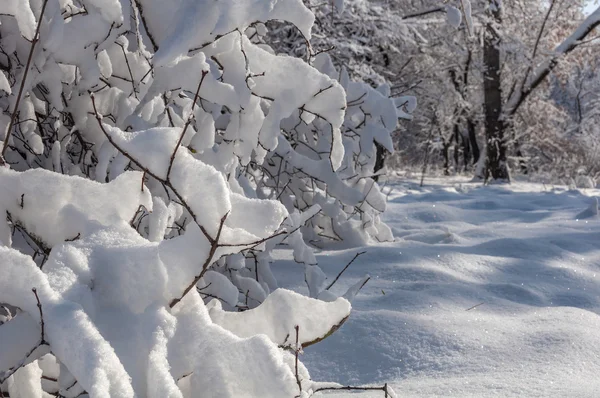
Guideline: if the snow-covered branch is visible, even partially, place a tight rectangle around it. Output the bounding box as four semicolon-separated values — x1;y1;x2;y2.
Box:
0;0;406;395
505;7;600;118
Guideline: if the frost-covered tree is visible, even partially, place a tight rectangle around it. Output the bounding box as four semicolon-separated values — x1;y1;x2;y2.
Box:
262;0;419;180
533;56;600;184
0;0;404;396
354;0;599;181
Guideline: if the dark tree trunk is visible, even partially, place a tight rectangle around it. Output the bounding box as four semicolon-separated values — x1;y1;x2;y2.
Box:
442;140;450;176
453;125;460;172
461;130;471;171
373;142;386;182
514;140;528;174
448;42;480;173
467;118;479;165
483;0;510;182
463;145;471;172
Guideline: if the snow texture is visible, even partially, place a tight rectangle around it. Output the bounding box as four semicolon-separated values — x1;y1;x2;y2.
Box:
0;0;402;396
446;6;462;29
208;289;351;346
273;177;600;397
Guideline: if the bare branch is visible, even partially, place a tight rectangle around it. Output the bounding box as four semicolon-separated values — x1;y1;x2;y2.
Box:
314;383;391;397
166;70;208;178
325;251;367;291
169;211;229;308
294;325;302;394
1;0;50;164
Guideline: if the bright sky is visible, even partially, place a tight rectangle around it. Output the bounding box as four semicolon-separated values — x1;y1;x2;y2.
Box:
585;1;598;14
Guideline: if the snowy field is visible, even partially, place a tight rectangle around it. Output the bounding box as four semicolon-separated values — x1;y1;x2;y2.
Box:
273;177;600;397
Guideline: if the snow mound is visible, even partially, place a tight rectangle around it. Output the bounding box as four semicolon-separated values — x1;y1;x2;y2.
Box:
576;197;599;219
273;177;600;397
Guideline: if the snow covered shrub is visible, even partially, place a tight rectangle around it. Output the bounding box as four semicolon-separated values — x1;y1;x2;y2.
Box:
0;0;402;396
242;50;415;248
265;0;416;86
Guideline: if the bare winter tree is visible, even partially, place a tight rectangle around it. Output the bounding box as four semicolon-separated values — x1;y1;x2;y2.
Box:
482;1;600;182
482;0;509;181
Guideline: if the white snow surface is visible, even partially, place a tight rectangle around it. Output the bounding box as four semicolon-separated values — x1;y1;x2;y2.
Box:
209;289;351;346
446;6;462;29
272;176;600;397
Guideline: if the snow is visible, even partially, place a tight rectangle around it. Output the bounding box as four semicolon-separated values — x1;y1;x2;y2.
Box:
0;0;37;40
585;2;598;15
0;71;11;94
8;361;43;398
208;289;351;346
9;0;587;395
1;0;401;395
199;271;240;307
152;0;314;66
446;6;462;29
271;176;600;397
0;168;151;247
244;37;346;168
86;0;124;24
461;0;474;35
0;314;40;374
168;293;307;398
576;197;599;219
505;6;600;116
0;244;136;397
102;124;182;180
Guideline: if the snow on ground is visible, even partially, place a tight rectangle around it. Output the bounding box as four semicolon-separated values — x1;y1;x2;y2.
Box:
272;176;600;397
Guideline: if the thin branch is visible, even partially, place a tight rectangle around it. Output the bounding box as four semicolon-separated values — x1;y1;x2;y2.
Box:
166;70;208;178
1;0;50;164
0;289;49;384
325;251;367;291
314;383;391;396
302;314;349;349
32;288;46;344
402;7;445;20
169;212;229;308
465;302;485;311
294;325;302;394
505;7;600;118
90;93;214;243
531;0;555;61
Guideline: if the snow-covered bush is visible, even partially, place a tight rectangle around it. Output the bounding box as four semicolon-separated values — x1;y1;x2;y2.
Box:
265;0;414;87
0;0;403;396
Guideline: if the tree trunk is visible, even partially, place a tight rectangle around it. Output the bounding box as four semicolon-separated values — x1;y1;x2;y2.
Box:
373;142;386;182
463;145;471;172
453;125;460;172
461;130;471;172
514;140;528;174
442;140;450;176
483;0;510;182
467;118;479;165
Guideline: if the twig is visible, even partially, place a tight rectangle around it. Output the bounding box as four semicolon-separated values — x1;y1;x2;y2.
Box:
169;212;229;308
402;7;444;20
116;41;138;99
0;289;49;384
90;93;290;308
294;325;302;394
465;302;484;311
166;70;208;178
32;288;46;344
354;276;371;295
314;383;391;396
302;314;349;349
90;93;214;243
325;251;367;291
1;0;50;164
